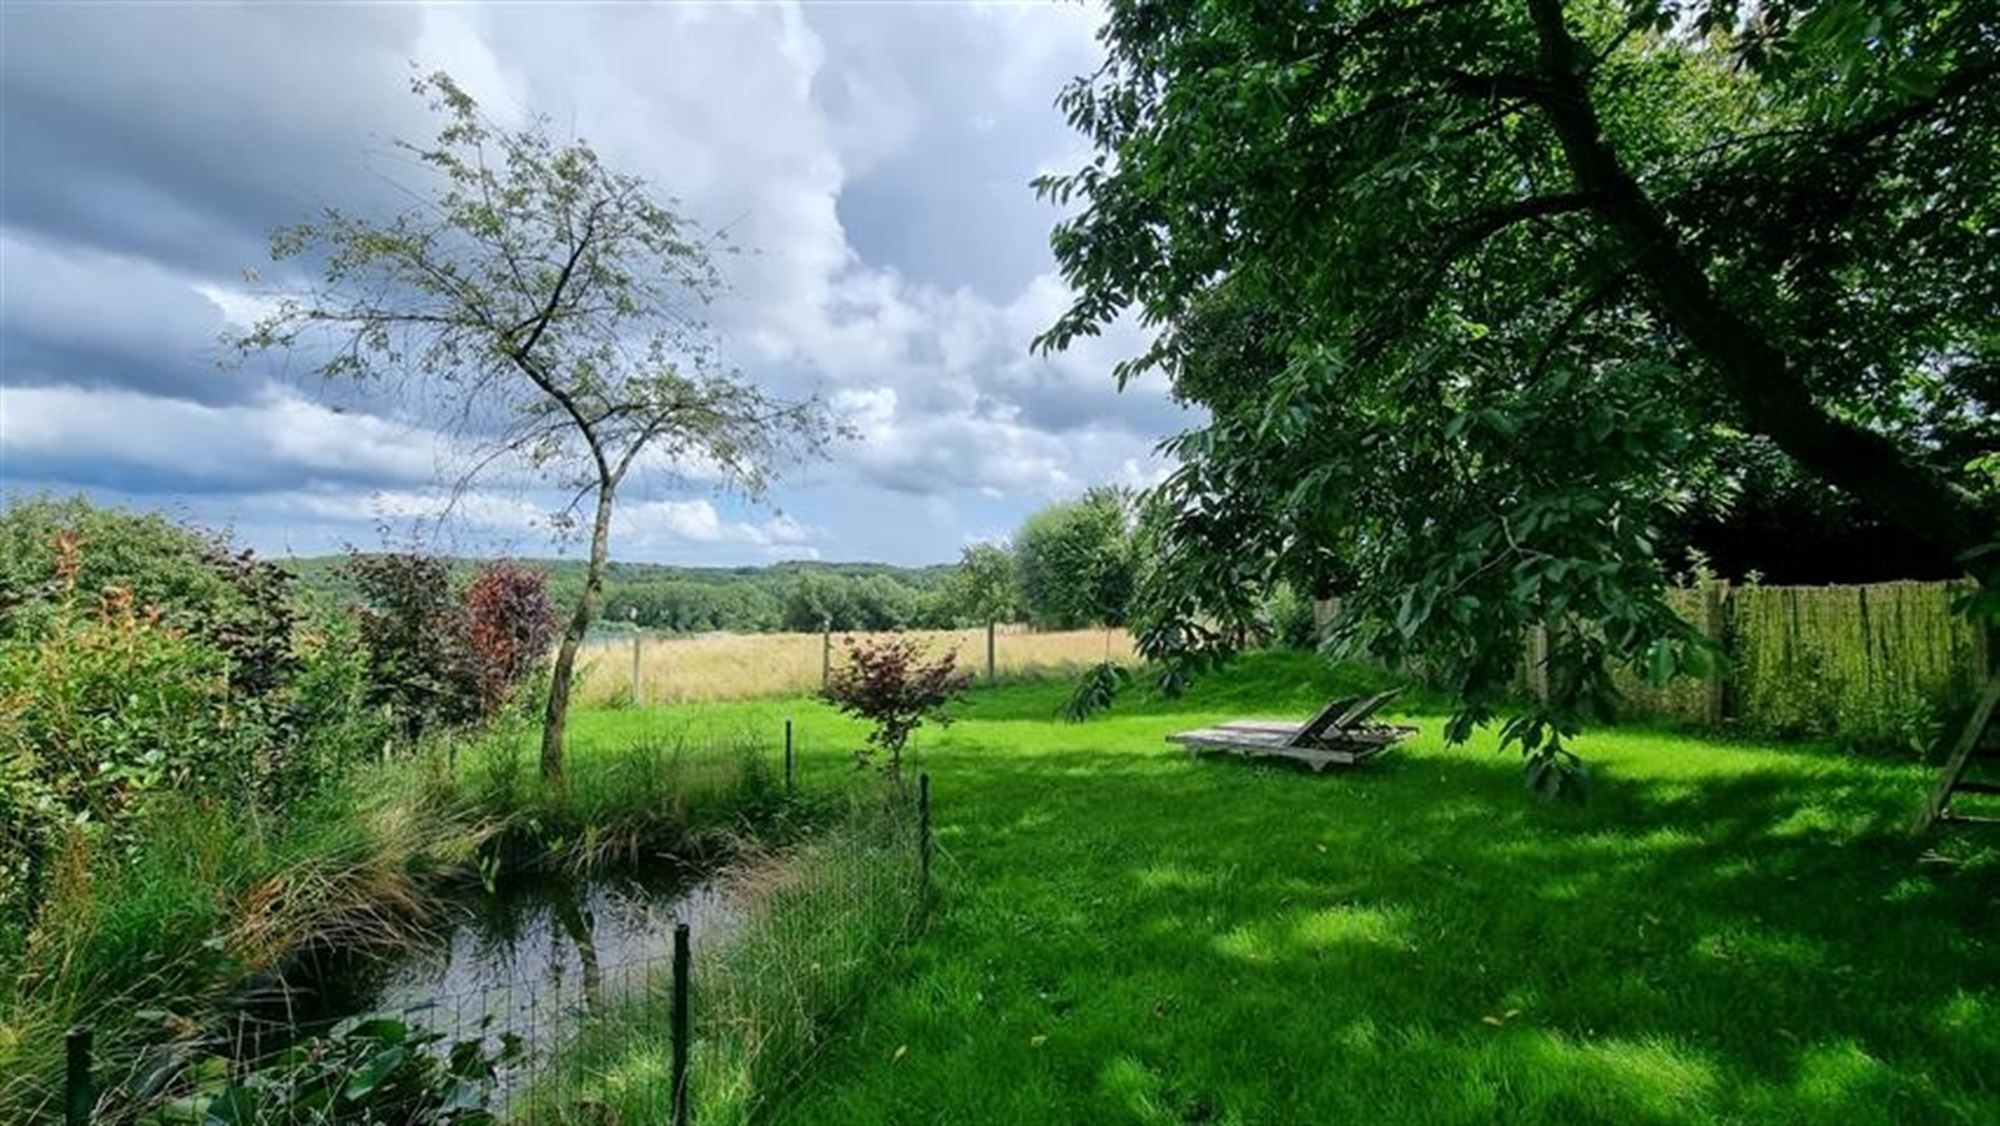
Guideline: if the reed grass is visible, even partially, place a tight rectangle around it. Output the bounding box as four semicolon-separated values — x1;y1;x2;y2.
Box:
576;626;1134;706
0;723;803;1122
512;785;924;1125
0;765;486;1119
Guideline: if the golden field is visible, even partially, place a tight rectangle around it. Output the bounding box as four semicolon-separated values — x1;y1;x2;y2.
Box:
576;625;1134;706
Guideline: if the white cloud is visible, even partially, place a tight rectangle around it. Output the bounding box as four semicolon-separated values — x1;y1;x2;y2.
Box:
0;384;445;490
0;1;1187;566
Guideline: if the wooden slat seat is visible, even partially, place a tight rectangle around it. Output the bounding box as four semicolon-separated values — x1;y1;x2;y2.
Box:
1169;689;1417;772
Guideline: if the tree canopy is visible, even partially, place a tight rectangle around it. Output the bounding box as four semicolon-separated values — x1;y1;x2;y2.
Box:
1016;487;1138;630
1037;0;1999;791
945;542;1022;626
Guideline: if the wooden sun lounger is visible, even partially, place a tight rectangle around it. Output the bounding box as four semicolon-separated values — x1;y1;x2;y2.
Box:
1168;688;1417;772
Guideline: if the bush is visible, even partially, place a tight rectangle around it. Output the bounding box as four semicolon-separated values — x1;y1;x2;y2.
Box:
822;638;972;778
1260;584;1320;650
344;553;562;736
345;552;474;738
461;560;561;721
0;495;237;639
0;564;249;938
1015;487;1135;629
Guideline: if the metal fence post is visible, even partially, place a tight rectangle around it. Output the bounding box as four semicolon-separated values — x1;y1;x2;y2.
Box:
671;922;691;1126
917;772;932;907
64;1026;92;1126
784;718;795;792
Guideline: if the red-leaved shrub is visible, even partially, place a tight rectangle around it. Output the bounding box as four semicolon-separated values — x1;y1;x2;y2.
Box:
822;637;972;778
462;560;560;720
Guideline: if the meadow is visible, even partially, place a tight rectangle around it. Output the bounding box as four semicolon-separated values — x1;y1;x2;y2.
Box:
561;651;2000;1125
575;625;1134;706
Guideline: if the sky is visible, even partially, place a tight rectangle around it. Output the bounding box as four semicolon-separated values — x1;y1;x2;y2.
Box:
0;1;1185;567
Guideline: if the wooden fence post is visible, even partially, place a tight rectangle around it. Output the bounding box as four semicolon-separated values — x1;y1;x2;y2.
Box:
986;620;997;683
671;922;690;1126
1703;580;1731;727
820;619;832;690
631;631;643;708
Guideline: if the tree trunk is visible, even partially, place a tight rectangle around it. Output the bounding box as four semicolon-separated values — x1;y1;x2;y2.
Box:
542;484;617;782
1522;0;1990;579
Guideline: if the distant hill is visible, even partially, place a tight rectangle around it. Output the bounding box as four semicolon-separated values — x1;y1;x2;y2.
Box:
286;553;962;635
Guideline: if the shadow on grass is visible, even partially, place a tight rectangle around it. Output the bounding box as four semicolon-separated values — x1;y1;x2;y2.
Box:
773;729;2000;1125
956;650;1418;725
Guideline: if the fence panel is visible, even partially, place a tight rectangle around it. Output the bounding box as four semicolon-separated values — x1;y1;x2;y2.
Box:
1604;579;1989;748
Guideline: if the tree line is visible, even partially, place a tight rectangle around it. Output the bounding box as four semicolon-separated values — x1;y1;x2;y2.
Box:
279;486;1148;638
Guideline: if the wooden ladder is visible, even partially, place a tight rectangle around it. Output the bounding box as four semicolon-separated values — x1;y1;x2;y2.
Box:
1920;669;2000;830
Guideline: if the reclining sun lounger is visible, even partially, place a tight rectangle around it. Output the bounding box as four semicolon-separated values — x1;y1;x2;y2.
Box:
1167;688;1416;771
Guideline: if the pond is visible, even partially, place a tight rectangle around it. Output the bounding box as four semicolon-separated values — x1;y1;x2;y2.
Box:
237;862;740;1062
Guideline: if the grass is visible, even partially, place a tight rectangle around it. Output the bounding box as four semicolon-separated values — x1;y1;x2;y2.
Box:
514;786;926;1125
552;650;2000;1125
576;626;1134;706
13;649;1995;1123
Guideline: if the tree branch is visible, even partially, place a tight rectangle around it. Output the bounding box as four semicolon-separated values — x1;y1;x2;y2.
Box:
1520;0;1989;572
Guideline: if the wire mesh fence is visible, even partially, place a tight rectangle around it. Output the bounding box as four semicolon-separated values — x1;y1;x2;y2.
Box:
54;772;932;1125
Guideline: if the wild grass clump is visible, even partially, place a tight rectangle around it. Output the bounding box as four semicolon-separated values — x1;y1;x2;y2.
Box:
513;785;924;1124
0;759;486;1120
456;723;795;872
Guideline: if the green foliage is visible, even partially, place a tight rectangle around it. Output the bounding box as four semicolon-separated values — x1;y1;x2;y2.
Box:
1258;584;1320;651
139;1014;522;1125
942;543;1020;626
822;638;972;776
1033;0;2000;790
1015;488;1136;630
1060;660;1132;723
0;495;237;638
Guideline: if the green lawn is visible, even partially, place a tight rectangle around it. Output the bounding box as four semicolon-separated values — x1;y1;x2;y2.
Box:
570;652;2000;1125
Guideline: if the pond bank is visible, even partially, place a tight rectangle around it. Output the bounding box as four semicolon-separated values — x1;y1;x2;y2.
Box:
0;724;807;1121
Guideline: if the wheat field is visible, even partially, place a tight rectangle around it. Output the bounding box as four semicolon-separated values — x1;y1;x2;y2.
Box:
575;625;1135;706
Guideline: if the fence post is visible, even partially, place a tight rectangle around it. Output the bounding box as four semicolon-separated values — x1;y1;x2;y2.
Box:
1703;580;1730;728
671;922;691;1126
784;718;794;793
64;1026;92;1126
986;620;997;683
917;772;932;907
631;631;643;708
821;619;832;689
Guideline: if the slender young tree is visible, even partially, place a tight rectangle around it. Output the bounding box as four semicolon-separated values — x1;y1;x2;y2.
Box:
235;73;837;781
948;542;1020;679
1038;1;1999;791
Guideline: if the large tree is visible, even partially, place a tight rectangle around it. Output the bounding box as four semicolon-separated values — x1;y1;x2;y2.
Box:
236;74;836;781
1015;487;1138;630
1038;0;1999;791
